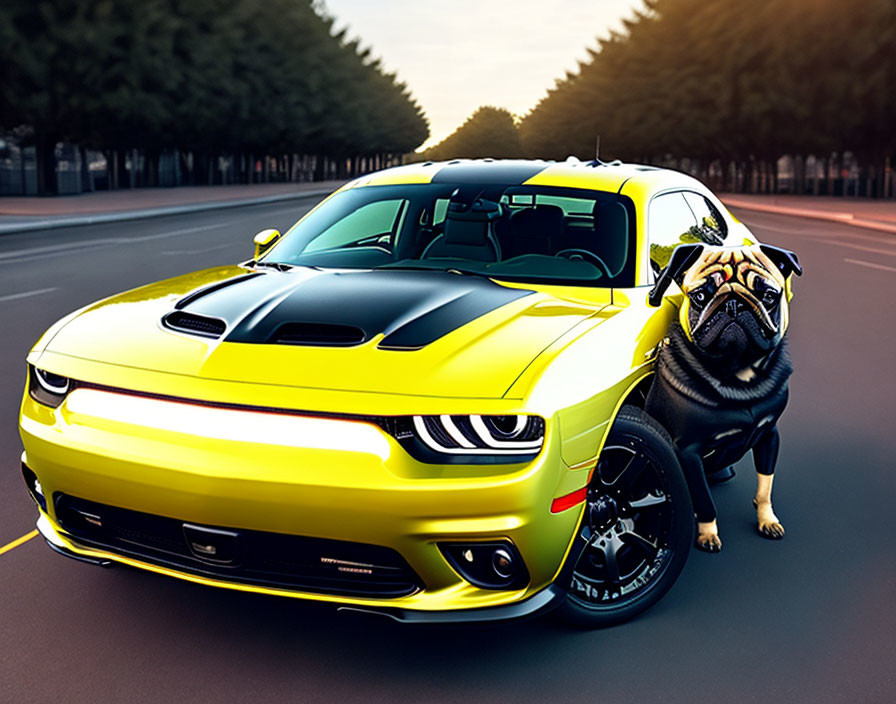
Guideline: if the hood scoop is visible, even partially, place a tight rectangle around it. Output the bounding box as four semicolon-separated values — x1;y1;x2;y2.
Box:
270;322;366;347
164;269;533;349
162;311;226;338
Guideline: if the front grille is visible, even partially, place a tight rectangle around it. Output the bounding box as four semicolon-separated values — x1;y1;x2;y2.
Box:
54;494;422;598
162;311;226;338
270;322;366;346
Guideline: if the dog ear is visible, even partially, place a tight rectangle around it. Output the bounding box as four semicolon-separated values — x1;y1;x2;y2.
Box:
648;243;704;307
759;244;803;278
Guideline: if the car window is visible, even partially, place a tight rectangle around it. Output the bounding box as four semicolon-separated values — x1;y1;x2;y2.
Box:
648;193;698;275
270;183;638;287
304;199;406;253
432;198;449;225
533;194;593;216
682;192;727;242
648;191;729;277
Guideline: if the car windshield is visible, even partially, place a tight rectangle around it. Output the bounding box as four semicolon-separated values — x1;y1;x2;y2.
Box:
263;183;637;286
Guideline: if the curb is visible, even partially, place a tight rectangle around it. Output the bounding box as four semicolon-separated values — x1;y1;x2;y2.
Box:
0;189;333;235
722;198;896;235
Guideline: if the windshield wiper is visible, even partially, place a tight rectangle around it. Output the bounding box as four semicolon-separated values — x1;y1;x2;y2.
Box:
249;261;324;272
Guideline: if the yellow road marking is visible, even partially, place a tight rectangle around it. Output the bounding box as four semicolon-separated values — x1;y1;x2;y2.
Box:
0;530;39;556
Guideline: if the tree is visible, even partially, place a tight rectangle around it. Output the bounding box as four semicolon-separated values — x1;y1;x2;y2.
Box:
421;107;523;161
0;0;430;193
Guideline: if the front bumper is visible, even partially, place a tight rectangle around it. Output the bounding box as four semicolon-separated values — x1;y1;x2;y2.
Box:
36;511;566;623
20;384;588;617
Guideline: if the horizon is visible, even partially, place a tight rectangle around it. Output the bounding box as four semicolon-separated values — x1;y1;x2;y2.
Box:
320;0;644;150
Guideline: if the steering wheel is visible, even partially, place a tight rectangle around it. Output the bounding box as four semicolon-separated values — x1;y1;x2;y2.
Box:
556;248;612;278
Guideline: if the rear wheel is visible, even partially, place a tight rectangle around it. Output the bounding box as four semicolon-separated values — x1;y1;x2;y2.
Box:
556;406;693;628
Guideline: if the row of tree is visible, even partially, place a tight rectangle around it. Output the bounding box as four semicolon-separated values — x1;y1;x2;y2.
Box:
0;0;429;194
420;107;523;161
421;0;896;197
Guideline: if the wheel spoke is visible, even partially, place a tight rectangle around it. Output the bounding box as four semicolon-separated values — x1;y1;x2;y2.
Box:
620;530;658;557
629;492;668;510
606;451;649;495
600;540;622;585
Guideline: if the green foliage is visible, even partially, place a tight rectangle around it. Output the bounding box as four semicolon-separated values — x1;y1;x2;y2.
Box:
421;107;523;161
518;0;896;167
0;0;429;191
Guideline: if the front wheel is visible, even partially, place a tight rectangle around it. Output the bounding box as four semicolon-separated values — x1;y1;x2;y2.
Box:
556;405;693;628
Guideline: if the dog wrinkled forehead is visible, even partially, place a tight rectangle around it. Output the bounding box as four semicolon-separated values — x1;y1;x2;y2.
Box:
680;245;787;293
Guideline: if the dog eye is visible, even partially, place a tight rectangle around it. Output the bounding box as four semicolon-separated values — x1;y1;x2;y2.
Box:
691;290;708;306
760;289;779;306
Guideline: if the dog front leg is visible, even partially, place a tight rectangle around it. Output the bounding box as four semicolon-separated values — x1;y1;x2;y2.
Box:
679;446;722;552
753;427;785;539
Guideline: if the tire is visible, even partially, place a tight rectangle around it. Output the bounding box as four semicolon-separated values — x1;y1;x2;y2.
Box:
556;405;694;628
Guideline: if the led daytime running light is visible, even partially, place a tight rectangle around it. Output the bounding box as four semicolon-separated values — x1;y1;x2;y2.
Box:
412;414;544;456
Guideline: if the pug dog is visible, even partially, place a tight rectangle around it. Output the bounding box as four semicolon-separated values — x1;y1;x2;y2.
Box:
645;243;802;552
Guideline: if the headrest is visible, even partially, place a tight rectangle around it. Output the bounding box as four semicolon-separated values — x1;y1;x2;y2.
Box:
509;204;565;237
443;198;502;246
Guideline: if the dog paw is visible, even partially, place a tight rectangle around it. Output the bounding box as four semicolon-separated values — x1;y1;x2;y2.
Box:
758;520;785;540
696;533;723;552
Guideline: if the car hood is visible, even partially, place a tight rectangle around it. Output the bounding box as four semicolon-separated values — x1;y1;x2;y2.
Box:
40;266;613;399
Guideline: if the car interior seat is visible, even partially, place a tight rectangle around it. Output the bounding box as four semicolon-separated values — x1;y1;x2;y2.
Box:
501;204;565;258
421;198;503;262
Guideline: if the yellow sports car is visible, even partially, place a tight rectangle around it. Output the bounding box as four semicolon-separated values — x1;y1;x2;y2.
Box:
19;159;755;626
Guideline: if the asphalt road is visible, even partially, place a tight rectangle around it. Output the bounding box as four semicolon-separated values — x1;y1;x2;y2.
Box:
1;200;894;703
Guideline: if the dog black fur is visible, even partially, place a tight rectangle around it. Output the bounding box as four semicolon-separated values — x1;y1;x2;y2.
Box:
645;243;802;551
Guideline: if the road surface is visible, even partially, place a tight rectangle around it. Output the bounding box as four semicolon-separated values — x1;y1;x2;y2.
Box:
0;199;893;703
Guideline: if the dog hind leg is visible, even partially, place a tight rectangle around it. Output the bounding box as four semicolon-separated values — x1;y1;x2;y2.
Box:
753;428;785;539
679;446;722;552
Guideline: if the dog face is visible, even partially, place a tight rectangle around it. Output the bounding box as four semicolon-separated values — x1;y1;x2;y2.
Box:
649;243;802;368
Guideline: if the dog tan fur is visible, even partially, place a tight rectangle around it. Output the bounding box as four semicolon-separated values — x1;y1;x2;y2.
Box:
646;242;801;553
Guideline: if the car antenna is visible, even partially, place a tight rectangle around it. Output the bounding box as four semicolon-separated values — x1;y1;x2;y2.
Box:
588;135;606;167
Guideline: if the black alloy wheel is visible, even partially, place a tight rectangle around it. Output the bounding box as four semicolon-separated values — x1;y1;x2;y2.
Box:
557;405;693;628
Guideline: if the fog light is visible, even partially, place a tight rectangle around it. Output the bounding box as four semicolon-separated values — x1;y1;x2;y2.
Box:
439;541;529;590
492;548;514;579
21;463;47;511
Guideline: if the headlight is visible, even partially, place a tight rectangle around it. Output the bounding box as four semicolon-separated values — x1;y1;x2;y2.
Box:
387;414;545;464
29;365;71;408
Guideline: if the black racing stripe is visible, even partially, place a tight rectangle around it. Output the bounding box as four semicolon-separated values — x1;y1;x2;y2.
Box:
171;269;532;349
174;272;262;310
430;160;550;186
378;281;530;349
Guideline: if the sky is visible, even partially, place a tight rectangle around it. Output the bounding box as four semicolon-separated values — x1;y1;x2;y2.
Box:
320;0;644;150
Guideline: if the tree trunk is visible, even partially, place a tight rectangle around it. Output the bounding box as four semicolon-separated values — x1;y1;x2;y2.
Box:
116;150;127;190
313;156;324;182
79;145;91;193
885;156;893;199
35;131;59;196
20;144;27;193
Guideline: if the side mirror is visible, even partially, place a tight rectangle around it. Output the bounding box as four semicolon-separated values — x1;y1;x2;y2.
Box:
253;229;282;259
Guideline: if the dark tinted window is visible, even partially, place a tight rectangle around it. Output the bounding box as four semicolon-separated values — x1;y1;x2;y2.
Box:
266;183;638;287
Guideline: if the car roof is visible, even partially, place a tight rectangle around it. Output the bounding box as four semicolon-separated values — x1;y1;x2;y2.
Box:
341;158;708;201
